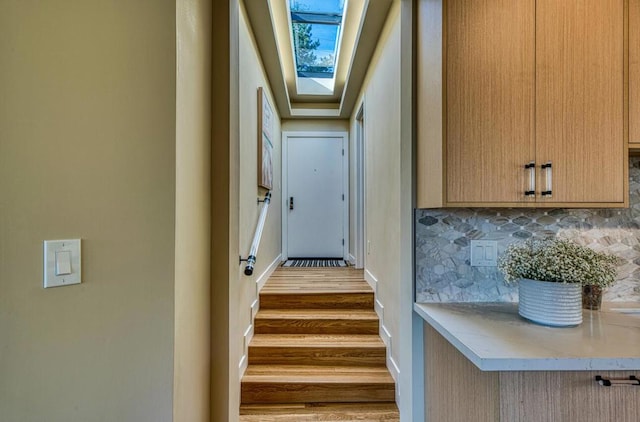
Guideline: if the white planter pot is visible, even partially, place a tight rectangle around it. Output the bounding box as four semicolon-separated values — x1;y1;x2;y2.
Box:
518;278;583;327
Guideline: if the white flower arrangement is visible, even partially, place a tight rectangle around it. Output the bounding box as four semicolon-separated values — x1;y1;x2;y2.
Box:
498;238;618;287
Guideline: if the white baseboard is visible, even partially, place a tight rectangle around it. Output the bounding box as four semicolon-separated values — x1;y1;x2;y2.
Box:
348;253;356;265
239;254;282;378
375;298;384;319
251;299;259;320
389;355;401;403
239;324;253;377
256;254;282;292
364;268;377;291
364;268;399;400
380;323;391;346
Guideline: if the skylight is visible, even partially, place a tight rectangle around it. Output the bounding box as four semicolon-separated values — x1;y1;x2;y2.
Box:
290;0;345;80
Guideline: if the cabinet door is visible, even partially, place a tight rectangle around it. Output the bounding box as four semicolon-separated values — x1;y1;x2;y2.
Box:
536;0;625;204
446;0;535;204
631;0;640;146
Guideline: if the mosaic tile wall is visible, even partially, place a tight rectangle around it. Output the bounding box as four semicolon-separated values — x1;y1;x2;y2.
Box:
415;158;640;303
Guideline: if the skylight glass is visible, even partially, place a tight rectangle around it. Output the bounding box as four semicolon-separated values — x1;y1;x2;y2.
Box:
290;0;345;79
291;0;344;15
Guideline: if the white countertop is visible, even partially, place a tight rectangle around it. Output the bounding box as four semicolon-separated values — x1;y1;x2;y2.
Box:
414;302;640;371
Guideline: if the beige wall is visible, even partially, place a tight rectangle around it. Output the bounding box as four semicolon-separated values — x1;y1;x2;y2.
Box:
211;0;235;420
226;3;284;419
0;1;176;421
350;1;402;371
175;0;211;421
239;1;283;290
281;119;350;132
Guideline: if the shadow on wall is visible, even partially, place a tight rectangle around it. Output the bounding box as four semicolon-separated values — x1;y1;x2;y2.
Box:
415;157;640;303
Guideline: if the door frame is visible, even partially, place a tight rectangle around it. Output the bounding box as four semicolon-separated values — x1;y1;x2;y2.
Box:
282;131;349;261
354;105;366;269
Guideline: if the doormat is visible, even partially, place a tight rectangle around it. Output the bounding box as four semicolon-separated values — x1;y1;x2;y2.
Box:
282;259;348;268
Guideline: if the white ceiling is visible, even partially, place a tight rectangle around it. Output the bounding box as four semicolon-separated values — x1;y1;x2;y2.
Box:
244;0;393;119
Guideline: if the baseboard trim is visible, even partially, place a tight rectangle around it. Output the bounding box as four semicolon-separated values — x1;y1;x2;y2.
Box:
380;323;391;345
365;268;399;399
389;355;401;403
364;268;377;291
375;298;384;320
348;253;356;265
239;324;253;377
256;253;282;292
239;254;282;378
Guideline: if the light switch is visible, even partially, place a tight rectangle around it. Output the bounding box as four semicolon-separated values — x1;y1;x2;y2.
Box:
44;239;81;288
470;240;498;267
55;250;72;275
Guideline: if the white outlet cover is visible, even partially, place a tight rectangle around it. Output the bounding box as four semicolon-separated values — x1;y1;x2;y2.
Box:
470;240;498;267
44;239;82;288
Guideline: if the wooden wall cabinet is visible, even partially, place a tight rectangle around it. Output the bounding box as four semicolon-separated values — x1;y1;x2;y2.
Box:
424;325;640;422
630;0;640;149
417;0;628;208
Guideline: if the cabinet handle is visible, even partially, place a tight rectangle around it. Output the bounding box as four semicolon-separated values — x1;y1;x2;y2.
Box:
289;196;294;210
524;161;536;196
595;375;640;387
541;162;552;197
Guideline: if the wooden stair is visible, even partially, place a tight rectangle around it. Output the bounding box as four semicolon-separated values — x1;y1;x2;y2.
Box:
240;267;399;421
254;309;380;335
239;403;401;421
249;334;386;366
242;365;395;404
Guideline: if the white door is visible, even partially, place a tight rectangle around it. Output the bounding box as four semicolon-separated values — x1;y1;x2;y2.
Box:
286;135;345;258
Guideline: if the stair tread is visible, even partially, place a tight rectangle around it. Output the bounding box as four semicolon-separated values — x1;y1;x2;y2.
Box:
242;365;394;384
256;309;378;320
240;402;399;413
259;290;374;310
250;334;384;348
261;288;372;295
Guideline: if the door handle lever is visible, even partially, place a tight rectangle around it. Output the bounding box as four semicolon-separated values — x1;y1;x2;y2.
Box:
289;196;294;210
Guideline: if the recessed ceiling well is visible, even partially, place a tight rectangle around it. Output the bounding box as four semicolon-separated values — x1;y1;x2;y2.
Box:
290;0;344;96
244;0;393;118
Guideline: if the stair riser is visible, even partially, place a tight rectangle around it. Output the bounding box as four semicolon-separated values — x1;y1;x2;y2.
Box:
248;347;386;366
239;413;400;421
240;412;400;421
254;320;379;335
239;403;400;422
259;293;374;310
241;383;395;404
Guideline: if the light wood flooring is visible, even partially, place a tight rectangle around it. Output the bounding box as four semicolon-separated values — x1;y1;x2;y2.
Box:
240;267;400;421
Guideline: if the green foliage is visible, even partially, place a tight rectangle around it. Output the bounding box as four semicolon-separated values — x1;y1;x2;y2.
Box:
498;238;618;287
293;23;321;67
318;53;335;67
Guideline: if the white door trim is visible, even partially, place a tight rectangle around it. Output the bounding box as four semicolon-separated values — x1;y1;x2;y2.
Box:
355;104;366;269
282;131;349;261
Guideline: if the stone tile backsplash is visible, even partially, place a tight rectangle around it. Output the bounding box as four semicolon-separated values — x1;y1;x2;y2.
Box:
415;157;640;303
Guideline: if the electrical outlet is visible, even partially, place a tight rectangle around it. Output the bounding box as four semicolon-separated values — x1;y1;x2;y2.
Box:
470;240;498;267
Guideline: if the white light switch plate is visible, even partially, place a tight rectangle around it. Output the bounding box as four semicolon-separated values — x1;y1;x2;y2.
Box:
44;239;81;288
470;240;498;267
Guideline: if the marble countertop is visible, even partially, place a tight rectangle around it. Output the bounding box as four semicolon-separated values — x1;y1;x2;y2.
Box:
414;302;640;371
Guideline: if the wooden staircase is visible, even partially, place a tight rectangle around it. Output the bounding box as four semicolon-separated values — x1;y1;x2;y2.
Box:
240;267;399;421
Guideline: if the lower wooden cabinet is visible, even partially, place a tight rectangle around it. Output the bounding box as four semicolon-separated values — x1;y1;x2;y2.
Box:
424;325;640;422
